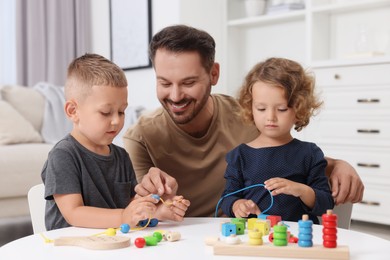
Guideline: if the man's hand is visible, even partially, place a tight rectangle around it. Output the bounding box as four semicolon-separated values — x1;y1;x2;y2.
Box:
155;196;191;222
328;159;364;205
135;167;178;197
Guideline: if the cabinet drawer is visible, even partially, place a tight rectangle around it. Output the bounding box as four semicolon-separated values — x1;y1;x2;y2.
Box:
317;145;390;186
303;118;390;146
351;186;390;226
320;86;390;112
315;63;390;87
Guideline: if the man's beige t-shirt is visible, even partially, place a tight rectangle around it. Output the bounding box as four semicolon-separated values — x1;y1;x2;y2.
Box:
123;94;259;217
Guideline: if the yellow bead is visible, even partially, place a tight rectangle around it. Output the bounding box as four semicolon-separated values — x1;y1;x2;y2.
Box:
105;228;117;236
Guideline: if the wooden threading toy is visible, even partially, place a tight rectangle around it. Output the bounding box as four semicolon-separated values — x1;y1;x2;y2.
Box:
53;236;130;250
39;194;184;250
206;210;350;259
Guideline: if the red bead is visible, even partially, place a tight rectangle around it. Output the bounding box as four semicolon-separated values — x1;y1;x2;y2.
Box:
322;220;337;228
323;240;337;248
322;213;337;222
322;234;337;241
134;237;146;248
268;232;274;242
322;227;337;235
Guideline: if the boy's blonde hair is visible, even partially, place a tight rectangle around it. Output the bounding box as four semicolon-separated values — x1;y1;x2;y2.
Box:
65;53;127;101
238;57;322;132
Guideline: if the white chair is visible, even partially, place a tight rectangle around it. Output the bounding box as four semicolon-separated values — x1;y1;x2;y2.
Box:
319;203;353;229
27;183;46;234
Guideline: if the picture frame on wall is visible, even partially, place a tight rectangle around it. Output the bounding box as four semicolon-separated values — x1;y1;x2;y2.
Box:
110;0;152;70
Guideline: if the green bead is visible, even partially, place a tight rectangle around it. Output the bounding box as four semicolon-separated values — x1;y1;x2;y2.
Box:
153;231;163;242
273;238;288;246
273;232;288;239
144;236;158;246
273;225;287;232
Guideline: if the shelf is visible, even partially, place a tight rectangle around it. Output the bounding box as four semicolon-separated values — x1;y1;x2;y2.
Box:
311;0;390;15
310;56;390;68
227;10;305;27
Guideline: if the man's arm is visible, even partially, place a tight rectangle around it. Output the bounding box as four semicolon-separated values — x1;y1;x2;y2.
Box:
123;135;154;183
325;157;364;205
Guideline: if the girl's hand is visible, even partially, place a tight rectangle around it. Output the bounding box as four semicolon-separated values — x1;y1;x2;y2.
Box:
232;199;261;218
264;177;303;197
264;177;315;208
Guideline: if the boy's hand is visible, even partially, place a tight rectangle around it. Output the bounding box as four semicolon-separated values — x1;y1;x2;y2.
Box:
232;199;260;218
122;195;159;227
155;195;191;222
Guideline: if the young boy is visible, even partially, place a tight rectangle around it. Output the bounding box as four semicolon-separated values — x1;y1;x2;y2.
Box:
41;53;190;231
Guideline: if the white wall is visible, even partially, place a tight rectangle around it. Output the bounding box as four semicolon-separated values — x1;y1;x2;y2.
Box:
90;0;181;111
91;0;181;146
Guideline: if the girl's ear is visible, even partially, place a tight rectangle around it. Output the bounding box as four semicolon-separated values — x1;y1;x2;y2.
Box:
64;100;78;123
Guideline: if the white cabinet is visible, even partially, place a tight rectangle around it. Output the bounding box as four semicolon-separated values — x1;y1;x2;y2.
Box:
224;0;390;225
302;63;390;225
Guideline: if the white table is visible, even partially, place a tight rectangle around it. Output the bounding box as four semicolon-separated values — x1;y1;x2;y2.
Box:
1;217;389;259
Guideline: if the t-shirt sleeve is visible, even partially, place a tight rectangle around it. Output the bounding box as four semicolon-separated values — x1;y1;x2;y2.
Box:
123;126;155;183
42;147;81;200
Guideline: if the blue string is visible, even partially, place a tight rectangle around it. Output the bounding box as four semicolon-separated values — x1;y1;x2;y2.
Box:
214;184;274;218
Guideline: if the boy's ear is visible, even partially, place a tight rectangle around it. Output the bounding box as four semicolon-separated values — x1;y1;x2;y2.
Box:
64;100;78;122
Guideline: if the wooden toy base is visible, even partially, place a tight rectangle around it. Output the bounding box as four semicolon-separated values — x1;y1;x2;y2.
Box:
213;241;349;259
54;236;131;250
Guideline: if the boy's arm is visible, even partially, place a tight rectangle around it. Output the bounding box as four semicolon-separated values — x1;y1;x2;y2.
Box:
325;157;364;205
54;194;159;229
54;194;124;228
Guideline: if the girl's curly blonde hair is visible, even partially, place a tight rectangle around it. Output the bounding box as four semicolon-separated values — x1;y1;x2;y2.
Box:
238;57;322;132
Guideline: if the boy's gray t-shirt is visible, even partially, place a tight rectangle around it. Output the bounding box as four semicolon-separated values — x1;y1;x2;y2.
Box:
41;134;137;230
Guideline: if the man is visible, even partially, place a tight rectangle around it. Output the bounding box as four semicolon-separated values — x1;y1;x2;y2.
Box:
123;25;364;217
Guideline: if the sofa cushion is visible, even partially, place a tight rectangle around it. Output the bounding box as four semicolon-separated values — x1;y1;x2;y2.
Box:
0;85;45;132
0;100;43;145
0;143;52;198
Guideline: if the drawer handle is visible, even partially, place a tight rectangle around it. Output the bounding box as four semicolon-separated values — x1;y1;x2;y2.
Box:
334;74;341;80
357;129;380;134
357;98;380;103
357;163;380;168
359;201;380;206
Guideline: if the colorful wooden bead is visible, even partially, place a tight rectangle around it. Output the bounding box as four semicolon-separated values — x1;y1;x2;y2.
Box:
267;215;282;227
225;234;241;245
149;218;159;227
253;221;270;236
166;232;181;242
153;231;163;242
144;236;158;246
248;230;263;245
273;223;288;246
151;194;160;200
221;223;236;237
134;237;146;248
322;210;338;248
298;214;313;248
138;219;149;227
120;223;130;233
105;228;117;236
